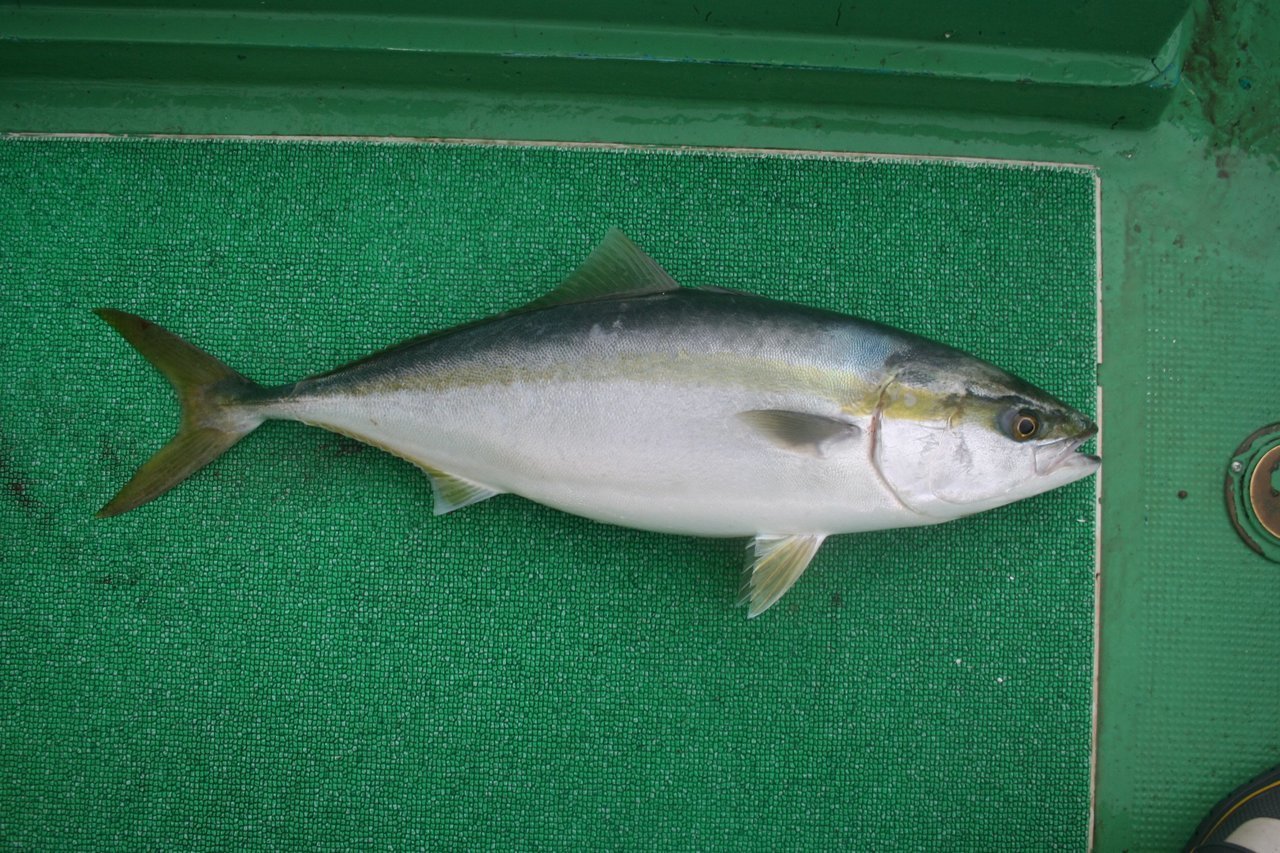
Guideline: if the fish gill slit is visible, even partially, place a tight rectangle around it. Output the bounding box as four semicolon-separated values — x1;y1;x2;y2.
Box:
867;376;914;515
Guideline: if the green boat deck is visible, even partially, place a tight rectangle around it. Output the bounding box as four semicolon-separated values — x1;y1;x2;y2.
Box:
2;0;1277;849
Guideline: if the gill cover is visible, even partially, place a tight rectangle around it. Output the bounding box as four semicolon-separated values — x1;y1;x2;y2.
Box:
871;379;1098;520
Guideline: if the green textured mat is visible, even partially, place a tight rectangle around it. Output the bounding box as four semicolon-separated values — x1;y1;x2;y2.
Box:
0;138;1098;849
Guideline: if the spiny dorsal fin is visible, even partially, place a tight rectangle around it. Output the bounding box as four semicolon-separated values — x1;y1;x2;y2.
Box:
521;229;680;311
739;534;827;617
738;410;862;458
417;464;504;515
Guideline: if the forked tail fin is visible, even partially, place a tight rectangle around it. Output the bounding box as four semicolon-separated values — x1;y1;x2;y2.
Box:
94;308;266;518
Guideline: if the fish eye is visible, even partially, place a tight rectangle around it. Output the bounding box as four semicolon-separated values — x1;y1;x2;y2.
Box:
1003;408;1042;442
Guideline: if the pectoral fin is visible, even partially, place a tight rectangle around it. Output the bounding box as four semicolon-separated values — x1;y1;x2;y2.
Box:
418;464;504;515
738;410;862;457
739;534;827;617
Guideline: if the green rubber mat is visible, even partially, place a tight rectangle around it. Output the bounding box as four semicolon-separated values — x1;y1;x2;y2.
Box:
0;138;1098;849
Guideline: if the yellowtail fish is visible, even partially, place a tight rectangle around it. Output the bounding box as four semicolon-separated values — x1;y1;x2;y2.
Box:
96;230;1099;617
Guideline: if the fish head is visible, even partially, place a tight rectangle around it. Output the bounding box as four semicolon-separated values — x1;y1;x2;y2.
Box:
872;351;1099;521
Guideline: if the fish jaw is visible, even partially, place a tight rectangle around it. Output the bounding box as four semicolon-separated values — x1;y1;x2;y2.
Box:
1033;428;1100;479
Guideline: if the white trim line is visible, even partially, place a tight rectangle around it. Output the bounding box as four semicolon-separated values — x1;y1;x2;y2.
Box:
2;132;1100;172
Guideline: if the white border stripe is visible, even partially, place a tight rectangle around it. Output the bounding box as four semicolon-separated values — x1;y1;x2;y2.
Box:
2;132;1100;173
1087;169;1104;852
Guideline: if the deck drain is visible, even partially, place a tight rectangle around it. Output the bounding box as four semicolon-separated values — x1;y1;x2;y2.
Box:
1227;423;1280;561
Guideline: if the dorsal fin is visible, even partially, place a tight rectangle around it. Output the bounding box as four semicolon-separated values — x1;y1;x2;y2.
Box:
306;231;679;382
520;229;681;311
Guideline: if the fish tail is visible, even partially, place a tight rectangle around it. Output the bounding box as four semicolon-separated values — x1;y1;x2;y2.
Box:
94;308;267;518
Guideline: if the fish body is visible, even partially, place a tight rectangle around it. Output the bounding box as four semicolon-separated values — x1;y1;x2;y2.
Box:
97;231;1099;616
281;289;911;538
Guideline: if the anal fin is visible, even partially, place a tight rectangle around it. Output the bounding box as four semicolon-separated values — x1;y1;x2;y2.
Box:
739;534;828;617
416;464;504;515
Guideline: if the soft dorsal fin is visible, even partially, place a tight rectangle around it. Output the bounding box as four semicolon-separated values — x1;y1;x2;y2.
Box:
738;534;828;617
521;229;681;311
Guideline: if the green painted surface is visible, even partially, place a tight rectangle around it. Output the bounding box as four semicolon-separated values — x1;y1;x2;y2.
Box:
1;140;1097;848
1;2;1187;127
18;0;1184;55
2;0;1278;849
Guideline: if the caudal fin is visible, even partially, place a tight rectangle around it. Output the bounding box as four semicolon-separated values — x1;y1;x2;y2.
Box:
95;308;265;518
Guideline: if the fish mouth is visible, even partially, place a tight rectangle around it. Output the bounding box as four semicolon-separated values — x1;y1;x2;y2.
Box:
1033;425;1101;476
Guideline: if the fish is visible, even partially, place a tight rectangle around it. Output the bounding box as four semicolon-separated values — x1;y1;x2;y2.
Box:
95;229;1099;617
